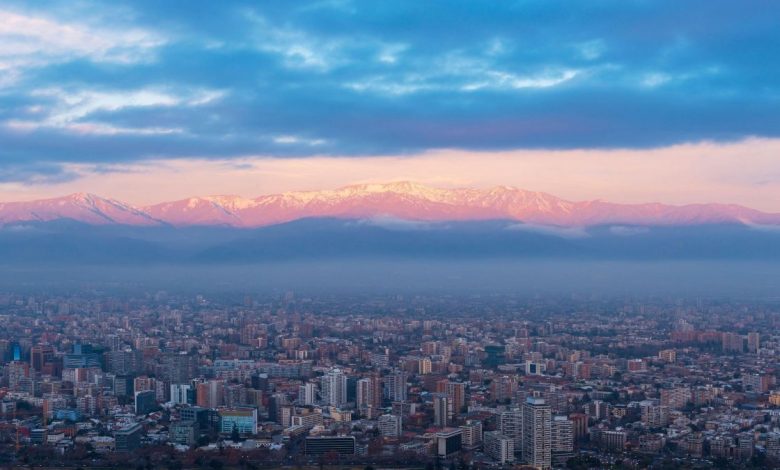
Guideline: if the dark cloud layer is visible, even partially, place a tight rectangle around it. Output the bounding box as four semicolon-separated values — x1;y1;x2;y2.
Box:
1;0;779;181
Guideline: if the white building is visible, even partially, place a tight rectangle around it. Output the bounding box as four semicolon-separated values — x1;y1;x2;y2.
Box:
377;414;402;438
484;431;514;464
321;369;347;406
522;397;552;469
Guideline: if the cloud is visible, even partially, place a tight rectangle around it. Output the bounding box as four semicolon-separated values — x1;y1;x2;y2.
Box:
3;138;780;213
0;0;779;185
4;87;222;135
0;8;164;86
353;216;437;231
506;223;589;239
609;226;650;236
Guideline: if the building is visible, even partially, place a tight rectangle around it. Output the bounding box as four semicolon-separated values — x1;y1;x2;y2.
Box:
660;387;691;410
747;332;760;353
722;333;744;353
170;383;192;405
115;423;144;452
196;380;224;409
738;433;754;460
766;433;780;461
219;407;258;435
64;344;102;369
484;431;514;464
30;345;55;372
321;368;348;407
436;428;463;457
500;409;523;451
135;390;157;415
522;397;552;469
552;416;574;466
298;382;317;406
627;359;647;372
304;436;356;456
594;429;627;451
484;345;505;367
377;414;402;438
641;401;670;428
385;369;408;402
180;406;210;428
433;393;450;428
658;349;676;363
356;376;381;413
7;361;30;391
460;420;483;449
418;357;432;374
444;381;466;416
170;421;198;446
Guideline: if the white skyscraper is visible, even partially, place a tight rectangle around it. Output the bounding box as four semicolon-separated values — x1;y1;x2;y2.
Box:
552;415;574;466
321;368;348;406
522;397;552;469
299;382;318;406
433;393;450;428
499;409;523;452
170;383;191;405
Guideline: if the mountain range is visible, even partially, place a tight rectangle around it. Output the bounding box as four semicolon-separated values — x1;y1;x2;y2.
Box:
2;181;779;228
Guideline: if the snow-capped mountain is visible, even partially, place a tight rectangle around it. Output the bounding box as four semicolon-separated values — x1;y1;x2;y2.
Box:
0;192;160;226
2;182;779;227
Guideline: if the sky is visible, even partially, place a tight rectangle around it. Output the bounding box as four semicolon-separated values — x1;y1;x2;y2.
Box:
1;0;780;209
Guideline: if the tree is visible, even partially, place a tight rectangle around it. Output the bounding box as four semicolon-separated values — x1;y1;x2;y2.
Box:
231;424;240;443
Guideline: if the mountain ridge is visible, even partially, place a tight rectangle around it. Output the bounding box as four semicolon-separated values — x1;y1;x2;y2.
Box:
2;182;779;228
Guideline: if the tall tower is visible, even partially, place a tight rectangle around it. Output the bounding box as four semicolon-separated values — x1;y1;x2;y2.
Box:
522;397;552;469
433;393;450;428
385;369;408;402
321;368;348;406
499;409;523;452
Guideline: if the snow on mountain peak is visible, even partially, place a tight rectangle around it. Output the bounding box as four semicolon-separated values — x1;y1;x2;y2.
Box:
2;182;779;227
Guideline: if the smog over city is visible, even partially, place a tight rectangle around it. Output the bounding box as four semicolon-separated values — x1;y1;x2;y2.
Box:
1;1;780;469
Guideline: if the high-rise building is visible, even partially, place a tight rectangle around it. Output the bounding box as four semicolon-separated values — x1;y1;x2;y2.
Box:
7;361;30;390
321;368;348;406
522;397;552;469
418;357;432;375
30;345;55;372
433;393;450;428
134;390;157;415
299;382;317;406
356;376;382;416
747;332;760;353
385;369;408;402
444;381;466;417
722;333;744;353
460;420;483;449
484;431;514;464
484;345;506;368
499;409;523;452
552;416;574;466
170;384;192;405
196;380;224;409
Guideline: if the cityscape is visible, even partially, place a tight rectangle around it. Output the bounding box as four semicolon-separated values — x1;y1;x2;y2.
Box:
0;291;779;469
2;0;780;469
